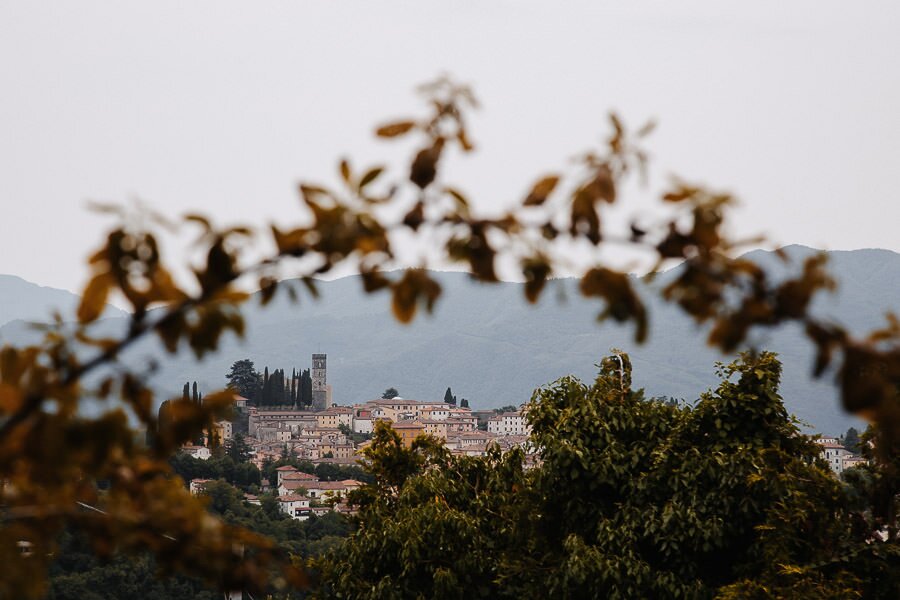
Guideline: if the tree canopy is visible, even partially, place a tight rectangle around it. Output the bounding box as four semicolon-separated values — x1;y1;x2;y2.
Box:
314;353;900;599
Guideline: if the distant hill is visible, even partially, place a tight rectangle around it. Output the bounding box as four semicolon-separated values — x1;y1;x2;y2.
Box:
2;246;894;435
0;274;126;327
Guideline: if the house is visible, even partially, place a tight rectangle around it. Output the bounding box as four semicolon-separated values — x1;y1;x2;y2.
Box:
316;406;353;429
189;479;212;495
212;420;233;443
818;441;852;475
182;445;211;460
352;407;374;433
305;479;362;500
243;493;261;506
278;479;312;497
277;494;311;520
275;465;298;487
282;471;320;485
487;411;530;436
842;455;867;471
421;419;449;440
391;421;426;448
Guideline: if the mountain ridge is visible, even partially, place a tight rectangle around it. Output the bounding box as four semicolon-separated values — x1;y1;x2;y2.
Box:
1;247;894;434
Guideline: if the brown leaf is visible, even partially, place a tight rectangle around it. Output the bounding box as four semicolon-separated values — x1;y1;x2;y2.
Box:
403;201;425;231
78;272;113;323
409;139;444;189
359;166;385;189
376;120;417;138
524;176;560;207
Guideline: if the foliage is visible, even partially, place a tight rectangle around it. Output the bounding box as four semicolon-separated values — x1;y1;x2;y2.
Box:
844;426;861;454
313;353;900;599
225;359;260;402
2;75;900;596
260;457;374;488
169;453;261;491
382;387;399;400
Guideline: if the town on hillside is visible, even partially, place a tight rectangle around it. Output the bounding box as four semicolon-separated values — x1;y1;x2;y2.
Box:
169;354;535;521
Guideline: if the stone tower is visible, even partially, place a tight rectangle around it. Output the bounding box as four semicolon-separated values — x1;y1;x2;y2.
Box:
312;353;327;411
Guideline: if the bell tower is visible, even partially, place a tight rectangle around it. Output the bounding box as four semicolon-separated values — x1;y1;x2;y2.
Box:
312;353;327;410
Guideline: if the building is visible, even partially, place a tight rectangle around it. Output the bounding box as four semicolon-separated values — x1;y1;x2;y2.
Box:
312;353;328;411
316;406;353;429
189;479;212;495
391;421;426;448
305;479;362;500
182;445;211;460
487;411;530;436
353;407;374;433
275;465;298;487
277;494;311;520
818;441;852;475
212;420;233;443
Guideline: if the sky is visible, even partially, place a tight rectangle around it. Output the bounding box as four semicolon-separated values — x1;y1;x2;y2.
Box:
1;1;899;294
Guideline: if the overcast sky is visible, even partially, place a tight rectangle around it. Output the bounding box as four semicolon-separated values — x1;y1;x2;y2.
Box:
1;1;898;294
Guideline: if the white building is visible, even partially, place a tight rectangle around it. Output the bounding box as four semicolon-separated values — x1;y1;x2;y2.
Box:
182;445;211;460
487;412;530;436
818;441;852;475
277;494;310;520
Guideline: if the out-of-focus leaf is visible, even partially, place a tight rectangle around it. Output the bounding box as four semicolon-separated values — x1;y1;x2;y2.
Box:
524;176;560;207
376;121;417;138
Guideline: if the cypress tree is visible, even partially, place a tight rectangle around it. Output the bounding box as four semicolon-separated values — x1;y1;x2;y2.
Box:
182;382;189;401
192;381;199;404
444;387;454;404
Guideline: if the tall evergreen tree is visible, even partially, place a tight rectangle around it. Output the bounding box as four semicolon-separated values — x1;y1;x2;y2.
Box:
261;367;271;405
844;426;861;454
225;359;260;403
443;387;453;404
182;382;189;402
460;398;469;409
192;381;199;404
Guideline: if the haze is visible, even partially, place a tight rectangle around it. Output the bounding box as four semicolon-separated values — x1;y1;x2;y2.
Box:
2;1;899;293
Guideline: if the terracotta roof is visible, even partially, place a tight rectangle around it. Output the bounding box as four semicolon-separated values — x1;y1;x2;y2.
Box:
282;471;319;481
280;480;310;490
309;481;356;491
276;465;298;471
278;494;310;502
392;421;425;429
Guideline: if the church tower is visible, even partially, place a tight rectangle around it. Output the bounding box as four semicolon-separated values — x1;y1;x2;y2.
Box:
312;353;327;411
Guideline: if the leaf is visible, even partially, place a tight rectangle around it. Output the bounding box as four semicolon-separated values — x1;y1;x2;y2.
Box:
359;167;385;189
524;176;560;206
0;382;22;413
403;201;425;231
456;128;474;152
340;159;351;184
376;120;417;138
410;139;444;189
77;272;113;323
184;214;212;232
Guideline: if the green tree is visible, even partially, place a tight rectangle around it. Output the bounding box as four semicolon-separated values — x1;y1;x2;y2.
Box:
225;432;252;463
844;426;862;454
459;398;469;408
225;359;260;402
382;387;399;399
315;353;899;598
443;387;454;404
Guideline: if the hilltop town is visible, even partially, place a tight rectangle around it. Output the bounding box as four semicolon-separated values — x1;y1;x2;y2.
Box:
173;353;534;521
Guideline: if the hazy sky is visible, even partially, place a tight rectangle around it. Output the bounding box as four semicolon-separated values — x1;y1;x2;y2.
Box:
2;1;899;294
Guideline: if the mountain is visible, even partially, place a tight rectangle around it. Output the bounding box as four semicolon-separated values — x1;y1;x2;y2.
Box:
0;274;127;327
1;246;893;435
